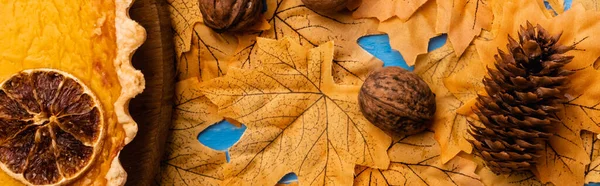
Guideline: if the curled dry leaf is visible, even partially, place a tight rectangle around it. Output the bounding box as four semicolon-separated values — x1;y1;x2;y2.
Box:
414;43;483;163
201;37;391;185
158;78;227;186
450;1;600;185
354;131;483;186
352;0;429;21
233;0;383;85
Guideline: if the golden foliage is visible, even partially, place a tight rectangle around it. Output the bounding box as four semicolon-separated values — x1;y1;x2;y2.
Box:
158;78;227;186
163;0;600;185
354;132;482;186
201;37;391;185
352;0;429;21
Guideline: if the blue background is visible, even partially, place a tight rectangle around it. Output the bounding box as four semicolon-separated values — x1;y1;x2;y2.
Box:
197;0;598;184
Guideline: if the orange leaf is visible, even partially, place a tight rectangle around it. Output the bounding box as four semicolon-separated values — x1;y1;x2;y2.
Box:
233;0;383;85
352;0;429;21
158;78;227;186
354;132;483;186
379;0;438;66
574;0;600;11
448;0;493;57
414;43;483;163
201;37;391;185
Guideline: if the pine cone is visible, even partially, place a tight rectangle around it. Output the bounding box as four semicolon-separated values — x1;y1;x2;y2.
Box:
468;22;575;174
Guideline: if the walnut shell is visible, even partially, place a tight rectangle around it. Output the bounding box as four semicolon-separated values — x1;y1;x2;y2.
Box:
302;0;348;12
358;67;436;135
199;0;263;33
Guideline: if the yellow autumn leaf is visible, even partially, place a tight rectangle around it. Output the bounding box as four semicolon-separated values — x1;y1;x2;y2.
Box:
447;0;493;57
232;0;383;85
352;0;429;21
546;0;565;13
354;131;482;186
449;1;600;185
414;43;484;163
574;0;600;11
158;78;227;186
378;0;438;67
583;131;600;184
470;155;549;186
201;37;391;185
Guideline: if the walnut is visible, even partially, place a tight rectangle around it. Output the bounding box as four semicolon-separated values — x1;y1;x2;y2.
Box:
358;67;436;135
302;0;348;12
199;0;263;33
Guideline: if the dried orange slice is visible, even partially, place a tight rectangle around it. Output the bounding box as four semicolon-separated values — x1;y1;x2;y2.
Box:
0;69;104;185
0;0;145;185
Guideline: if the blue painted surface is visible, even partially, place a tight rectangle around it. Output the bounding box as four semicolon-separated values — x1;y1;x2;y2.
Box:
197;0;598;184
197;120;247;152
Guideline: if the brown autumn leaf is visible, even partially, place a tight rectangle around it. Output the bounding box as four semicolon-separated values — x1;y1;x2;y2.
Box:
232;0;383;85
201;37;391;185
378;0;438;67
352;0;429;21
158;78;227;186
354;131;483;186
450;1;600;185
414;42;484;163
574;0;600;11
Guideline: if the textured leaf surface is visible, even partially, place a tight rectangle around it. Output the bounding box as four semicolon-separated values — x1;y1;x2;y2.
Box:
352;0;429;21
233;0;382;85
583;131;600;184
574;0;600;11
201;37;391;185
354;132;482;186
378;0;438;67
447;0;493;56
414;43;483;163
452;1;600;185
158;78;227;186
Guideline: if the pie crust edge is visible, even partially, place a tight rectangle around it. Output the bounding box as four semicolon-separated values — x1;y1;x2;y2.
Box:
104;0;146;185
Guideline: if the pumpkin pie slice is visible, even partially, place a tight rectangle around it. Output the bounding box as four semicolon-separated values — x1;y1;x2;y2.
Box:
0;0;145;185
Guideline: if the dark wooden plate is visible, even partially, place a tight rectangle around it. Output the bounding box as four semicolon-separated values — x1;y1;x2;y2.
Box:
120;0;175;185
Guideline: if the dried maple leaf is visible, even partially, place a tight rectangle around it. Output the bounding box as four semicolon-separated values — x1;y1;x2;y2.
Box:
201;37;391;185
158;78;227;186
233;0;383;85
354;131;483;186
447;0;493;57
574;0;600;11
471;155;549;186
450;1;600;185
414;43;483;163
352;0;429;21
167;0;272;81
583;131;600;184
378;0;438;67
